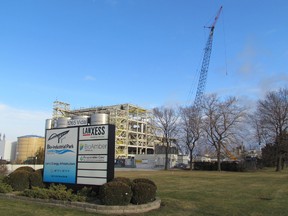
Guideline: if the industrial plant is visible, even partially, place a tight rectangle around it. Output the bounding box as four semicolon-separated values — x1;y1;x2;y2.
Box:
50;100;159;159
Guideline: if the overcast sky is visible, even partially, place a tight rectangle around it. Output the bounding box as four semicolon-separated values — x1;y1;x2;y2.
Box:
0;0;287;141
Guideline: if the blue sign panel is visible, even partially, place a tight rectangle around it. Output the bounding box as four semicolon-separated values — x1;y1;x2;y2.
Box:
43;128;78;184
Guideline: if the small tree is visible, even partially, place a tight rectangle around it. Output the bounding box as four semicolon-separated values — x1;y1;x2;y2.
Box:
202;94;247;171
180;105;202;170
261;143;277;167
252;88;288;171
152;106;179;170
35;147;44;164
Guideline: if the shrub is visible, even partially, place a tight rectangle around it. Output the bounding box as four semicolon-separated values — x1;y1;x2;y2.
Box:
22;187;49;199
2;176;10;184
131;182;157;204
77;186;96;199
29;172;44;188
0;164;8;176
132;178;157;189
21;185;85;202
47;184;73;201
7;170;30;191
15;166;35;173
112;177;134;188
99;181;132;206
35;168;43;176
47;184;84;202
0;183;13;193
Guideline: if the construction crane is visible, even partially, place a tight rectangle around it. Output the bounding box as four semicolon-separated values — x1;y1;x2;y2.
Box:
194;6;223;108
221;142;237;161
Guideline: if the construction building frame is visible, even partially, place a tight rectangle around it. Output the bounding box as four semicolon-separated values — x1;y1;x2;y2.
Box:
53;101;157;158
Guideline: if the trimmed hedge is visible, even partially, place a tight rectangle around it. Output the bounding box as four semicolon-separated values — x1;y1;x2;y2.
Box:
193;161;246;172
132;178;157;189
4;168;44;191
15;166;35;173
29;172;45;188
112;177;134;188
131;182;157;205
99;181;132;206
99;178;157;205
35;168;43;176
6;170;30;191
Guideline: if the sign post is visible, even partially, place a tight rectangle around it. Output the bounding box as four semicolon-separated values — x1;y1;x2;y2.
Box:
43;124;115;186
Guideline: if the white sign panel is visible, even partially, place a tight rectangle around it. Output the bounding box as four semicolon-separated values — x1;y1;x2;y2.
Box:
78;170;107;178
78;140;108;155
77;177;107;185
79;125;108;140
77;163;107;170
78;155;107;163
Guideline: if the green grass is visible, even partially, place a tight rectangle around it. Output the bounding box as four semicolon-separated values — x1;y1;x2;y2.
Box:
1;168;288;216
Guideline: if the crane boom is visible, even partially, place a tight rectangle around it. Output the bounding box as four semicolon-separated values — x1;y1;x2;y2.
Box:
194;6;223;108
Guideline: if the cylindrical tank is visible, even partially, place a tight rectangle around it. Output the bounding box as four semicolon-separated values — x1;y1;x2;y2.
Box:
90;113;109;125
45;119;52;129
16;135;45;163
57;117;71;128
67;115;89;127
72;115;89;120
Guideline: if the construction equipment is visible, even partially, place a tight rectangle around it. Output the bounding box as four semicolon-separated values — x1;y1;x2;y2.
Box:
221;142;237;161
194;6;223;108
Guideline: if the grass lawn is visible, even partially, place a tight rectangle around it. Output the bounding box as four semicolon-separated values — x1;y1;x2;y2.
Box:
1;168;288;216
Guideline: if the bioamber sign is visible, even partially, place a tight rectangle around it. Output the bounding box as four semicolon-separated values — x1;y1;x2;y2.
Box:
43;124;115;186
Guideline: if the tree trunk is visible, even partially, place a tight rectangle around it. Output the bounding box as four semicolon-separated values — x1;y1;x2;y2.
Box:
164;141;169;170
217;151;221;171
189;149;193;171
276;154;282;172
281;158;285;170
217;153;221;171
217;142;221;171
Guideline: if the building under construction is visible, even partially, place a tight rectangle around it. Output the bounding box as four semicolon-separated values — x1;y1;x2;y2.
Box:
52;101;158;159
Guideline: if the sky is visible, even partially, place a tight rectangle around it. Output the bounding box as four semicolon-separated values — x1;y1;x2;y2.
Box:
0;0;287;141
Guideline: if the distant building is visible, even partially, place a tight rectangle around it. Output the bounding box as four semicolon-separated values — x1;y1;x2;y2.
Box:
0;133;5;160
15;135;45;163
0;133;17;162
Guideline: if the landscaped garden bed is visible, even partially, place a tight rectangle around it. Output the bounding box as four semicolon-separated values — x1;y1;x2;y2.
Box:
0;166;161;214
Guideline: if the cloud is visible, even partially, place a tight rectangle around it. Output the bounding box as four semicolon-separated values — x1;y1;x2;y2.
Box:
0;104;50;142
258;73;288;97
236;44;259;77
83;75;96;81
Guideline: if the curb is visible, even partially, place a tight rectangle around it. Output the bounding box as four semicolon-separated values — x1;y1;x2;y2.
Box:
0;193;161;215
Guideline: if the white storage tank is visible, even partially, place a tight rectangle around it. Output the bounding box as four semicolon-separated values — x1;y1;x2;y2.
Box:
67;115;89;127
45;119;52;129
72;115;89;120
57;117;71;128
91;113;109;125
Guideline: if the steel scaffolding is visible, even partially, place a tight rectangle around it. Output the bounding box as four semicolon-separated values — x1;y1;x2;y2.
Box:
52;102;157;158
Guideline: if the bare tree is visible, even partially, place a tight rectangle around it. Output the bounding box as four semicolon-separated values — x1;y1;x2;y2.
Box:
180;105;202;170
253;88;288;171
202;94;247;171
152;106;179;170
